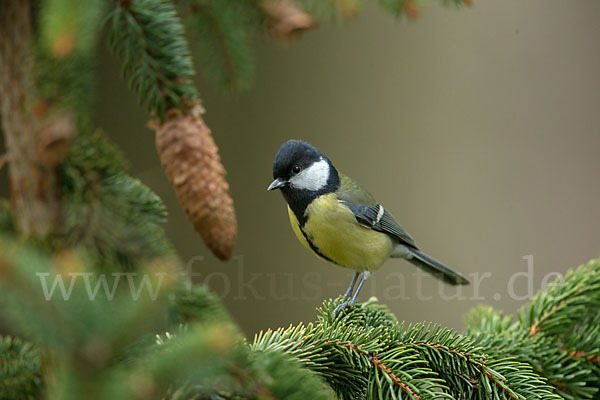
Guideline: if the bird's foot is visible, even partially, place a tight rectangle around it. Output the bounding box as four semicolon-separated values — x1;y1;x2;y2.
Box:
332;298;356;317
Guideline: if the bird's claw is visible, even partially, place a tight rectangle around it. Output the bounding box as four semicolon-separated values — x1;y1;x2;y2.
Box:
332;298;356;317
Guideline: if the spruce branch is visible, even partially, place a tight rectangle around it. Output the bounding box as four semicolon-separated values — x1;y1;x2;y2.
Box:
252;298;570;399
1;0;105;240
467;328;596;399
463;305;514;335
184;0;261;93
108;1;239;259
464;260;600;399
253;301;453;399
59;130;173;271
163;282;335;399
0;336;42;399
34;50;97;124
35;0;104;142
2;228;599;399
246;349;335;400
0;238;179;356
518;261;600;338
563;315;600;365
107;0;197;119
180;0;475;92
397;324;560;400
167;282;233;326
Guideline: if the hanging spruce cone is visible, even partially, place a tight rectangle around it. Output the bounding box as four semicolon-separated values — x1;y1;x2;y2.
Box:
260;0;315;39
155;107;236;260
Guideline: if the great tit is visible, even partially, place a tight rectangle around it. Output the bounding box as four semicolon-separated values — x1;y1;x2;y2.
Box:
268;140;470;314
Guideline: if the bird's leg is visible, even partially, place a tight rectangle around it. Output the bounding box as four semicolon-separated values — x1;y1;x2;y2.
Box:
342;271;360;299
332;271;371;316
348;271;370;305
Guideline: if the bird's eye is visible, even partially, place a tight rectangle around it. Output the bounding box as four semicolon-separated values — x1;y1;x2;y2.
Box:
292;165;302;175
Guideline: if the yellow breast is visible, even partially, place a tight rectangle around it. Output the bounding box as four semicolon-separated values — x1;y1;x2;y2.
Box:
287;193;393;271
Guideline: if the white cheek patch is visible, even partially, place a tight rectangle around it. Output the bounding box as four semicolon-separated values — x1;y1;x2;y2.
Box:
290;159;330;191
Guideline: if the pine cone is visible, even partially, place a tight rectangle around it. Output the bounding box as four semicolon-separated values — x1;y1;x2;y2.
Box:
260;0;315;39
155;107;237;260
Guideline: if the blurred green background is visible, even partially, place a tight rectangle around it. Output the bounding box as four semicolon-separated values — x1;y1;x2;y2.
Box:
94;0;599;336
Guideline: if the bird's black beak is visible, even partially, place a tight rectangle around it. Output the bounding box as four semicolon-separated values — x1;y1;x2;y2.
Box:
267;178;287;191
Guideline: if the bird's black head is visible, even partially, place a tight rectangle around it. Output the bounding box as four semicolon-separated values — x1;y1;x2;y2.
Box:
268;140;340;224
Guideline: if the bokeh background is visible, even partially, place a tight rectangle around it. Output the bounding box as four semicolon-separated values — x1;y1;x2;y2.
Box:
94;0;599;336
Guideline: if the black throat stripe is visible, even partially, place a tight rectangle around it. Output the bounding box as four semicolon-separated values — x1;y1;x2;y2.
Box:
298;224;338;265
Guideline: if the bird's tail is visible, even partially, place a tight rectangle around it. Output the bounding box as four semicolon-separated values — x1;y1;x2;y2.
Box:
392;245;470;286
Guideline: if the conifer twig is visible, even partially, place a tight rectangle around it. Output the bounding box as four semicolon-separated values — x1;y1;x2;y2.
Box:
186;0;260;92
107;0;197;119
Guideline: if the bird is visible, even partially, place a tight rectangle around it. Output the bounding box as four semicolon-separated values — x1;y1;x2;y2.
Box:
267;140;470;315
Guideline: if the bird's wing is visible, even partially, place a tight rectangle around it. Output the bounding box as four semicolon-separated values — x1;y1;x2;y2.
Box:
336;174;418;249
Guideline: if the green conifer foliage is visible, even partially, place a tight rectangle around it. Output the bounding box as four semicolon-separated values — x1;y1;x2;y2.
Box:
0;1;598;399
0;336;42;399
